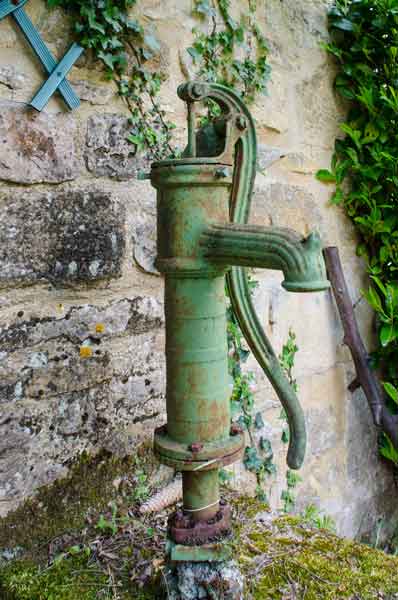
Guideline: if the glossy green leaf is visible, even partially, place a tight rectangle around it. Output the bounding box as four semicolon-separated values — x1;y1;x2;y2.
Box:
316;169;336;183
380;323;395;347
382;382;398;405
331;17;355;31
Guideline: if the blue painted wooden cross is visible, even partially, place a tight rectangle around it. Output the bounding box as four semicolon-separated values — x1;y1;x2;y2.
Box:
0;0;83;111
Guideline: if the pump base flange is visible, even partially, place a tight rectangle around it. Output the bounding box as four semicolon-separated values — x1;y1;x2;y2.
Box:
169;502;231;546
154;426;244;471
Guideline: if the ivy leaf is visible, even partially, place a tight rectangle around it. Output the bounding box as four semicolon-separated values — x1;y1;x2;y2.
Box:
281;429;289;444
194;0;216;17
254;411;265;430
227;16;239;31
238;347;250;363
379;433;398;465
364;286;383;313
85;9;106;34
98;51;118;70
330;189;344;205
255;487;268;503
68;545;82;555
340;123;362;150
127;19;142;34
264;461;277;475
187;46;202;62
362;122;379;144
243;446;263;473
260;437;273;459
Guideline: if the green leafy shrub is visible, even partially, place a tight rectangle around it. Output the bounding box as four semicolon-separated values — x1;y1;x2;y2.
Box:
320;0;398;460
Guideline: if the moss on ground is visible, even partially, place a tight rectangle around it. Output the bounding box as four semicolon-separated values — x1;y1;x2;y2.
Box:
1;460;398;599
0;444;157;563
0;555;159;600
232;501;398;599
0;556;111;600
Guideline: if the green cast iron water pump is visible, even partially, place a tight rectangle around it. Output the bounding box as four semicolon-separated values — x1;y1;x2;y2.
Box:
149;82;330;562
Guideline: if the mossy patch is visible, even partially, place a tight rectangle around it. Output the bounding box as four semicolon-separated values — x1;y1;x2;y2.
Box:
0;556;111;600
0;443;157;563
0;444;163;599
236;512;398;599
2;460;398;600
0;555;160;600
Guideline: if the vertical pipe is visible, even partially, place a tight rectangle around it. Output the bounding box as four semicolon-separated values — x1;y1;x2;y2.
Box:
151;163;233;534
165;275;229;518
165;276;230;445
183;471;220;521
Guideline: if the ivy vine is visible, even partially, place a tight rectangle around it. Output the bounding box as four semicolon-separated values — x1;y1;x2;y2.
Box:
47;0;176;160
188;0;270;103
319;0;398;465
226;283;276;502
279;330;302;512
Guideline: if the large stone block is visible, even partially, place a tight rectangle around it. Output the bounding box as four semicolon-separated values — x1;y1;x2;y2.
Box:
0;101;79;184
0;66;27;90
0;296;164;401
133;219;158;276
251;180;326;238
0;294;165;512
0;189;126;285
86;114;148;180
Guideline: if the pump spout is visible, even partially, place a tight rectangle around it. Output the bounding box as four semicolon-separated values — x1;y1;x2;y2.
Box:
202;221;329;470
201;223;330;293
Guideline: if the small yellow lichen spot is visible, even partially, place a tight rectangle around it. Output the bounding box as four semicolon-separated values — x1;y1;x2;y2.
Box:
80;346;93;359
95;323;105;334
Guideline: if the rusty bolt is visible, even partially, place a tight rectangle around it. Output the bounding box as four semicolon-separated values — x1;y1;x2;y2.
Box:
230;423;243;436
192;83;205;99
189;442;204;453
236;115;247;131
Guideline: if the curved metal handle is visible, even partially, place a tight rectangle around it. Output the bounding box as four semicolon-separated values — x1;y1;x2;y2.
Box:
178;81;306;469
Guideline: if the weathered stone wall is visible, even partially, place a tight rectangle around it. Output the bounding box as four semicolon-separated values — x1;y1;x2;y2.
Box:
0;0;396;537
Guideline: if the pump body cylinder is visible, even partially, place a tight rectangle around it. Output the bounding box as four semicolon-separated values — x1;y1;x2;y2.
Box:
151;162;244;523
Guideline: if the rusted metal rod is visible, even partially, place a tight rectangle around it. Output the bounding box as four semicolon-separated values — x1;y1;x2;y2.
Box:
323;246;398;449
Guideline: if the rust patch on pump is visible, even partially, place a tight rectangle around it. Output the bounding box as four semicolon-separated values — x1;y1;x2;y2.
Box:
169;502;231;545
